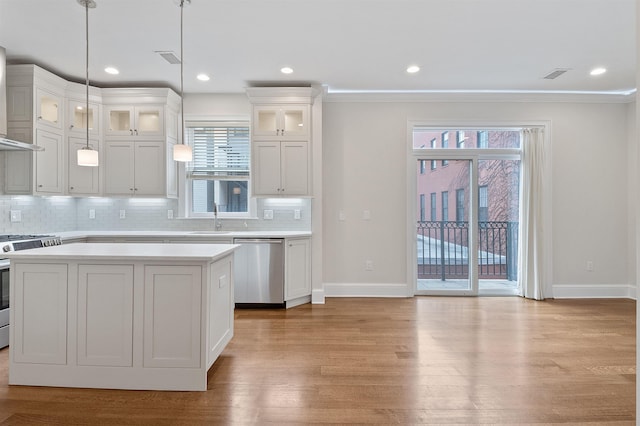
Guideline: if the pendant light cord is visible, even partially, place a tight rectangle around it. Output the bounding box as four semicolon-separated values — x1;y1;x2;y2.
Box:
180;0;185;147
85;0;90;149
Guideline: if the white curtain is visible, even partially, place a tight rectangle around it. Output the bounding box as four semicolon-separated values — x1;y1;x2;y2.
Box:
518;127;546;300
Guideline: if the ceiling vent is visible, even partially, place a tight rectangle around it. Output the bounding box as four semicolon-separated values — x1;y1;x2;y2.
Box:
543;68;570;80
155;51;181;64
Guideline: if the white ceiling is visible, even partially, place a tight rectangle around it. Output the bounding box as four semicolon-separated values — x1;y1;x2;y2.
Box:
0;0;635;95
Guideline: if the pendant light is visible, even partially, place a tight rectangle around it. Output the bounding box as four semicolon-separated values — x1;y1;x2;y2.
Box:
76;0;99;167
173;0;193;162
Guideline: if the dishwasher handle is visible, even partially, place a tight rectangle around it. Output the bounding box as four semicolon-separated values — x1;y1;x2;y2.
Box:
233;238;284;244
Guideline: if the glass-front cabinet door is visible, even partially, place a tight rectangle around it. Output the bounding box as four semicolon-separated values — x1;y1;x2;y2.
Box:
105;106;164;138
252;105;308;140
68;100;99;135
36;88;63;130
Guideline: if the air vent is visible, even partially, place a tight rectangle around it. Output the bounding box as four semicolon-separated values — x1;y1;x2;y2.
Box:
543;68;570;80
155;51;181;64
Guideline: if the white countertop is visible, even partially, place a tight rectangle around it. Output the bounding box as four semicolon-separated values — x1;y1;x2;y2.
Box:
56;230;311;240
5;242;239;262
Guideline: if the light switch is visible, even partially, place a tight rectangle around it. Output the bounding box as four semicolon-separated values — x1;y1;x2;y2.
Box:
263;209;274;220
119;209;126;219
89;209;95;219
167;209;174;219
294;209;301;220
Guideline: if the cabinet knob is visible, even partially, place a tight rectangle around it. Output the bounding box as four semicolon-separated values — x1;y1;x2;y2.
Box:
130;129;133;135
134;129;138;136
129;188;134;191
69;125;74;129
70;186;74;190
134;188;138;191
38;184;43;187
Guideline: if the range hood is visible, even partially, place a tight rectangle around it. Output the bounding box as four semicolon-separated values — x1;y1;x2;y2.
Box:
0;46;43;152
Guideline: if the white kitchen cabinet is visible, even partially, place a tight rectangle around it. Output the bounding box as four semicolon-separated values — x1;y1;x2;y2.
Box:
34;129;64;194
104;105;164;139
104;140;166;196
4;127;32;194
6;85;32;122
68;136;100;195
11;263;68;365
253;140;309;196
36;87;63;130
67;98;99;136
143;265;202;368
206;256;233;366
285;237;311;301
77;264;134;367
252;104;309;140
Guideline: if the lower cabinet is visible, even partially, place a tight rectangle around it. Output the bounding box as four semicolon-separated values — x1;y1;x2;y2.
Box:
143;265;202;368
285;237;311;301
77;265;133;367
12;263;68;365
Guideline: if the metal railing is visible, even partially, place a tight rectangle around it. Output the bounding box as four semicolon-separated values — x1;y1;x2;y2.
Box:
417;221;518;281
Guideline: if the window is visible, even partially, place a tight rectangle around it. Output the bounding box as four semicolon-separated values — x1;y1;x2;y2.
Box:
441;132;449;166
478;185;488;222
441;191;449;221
456;188;464;222
186;122;250;216
420;194;426;222
430;193;436;221
456;131;465;148
430;139;437;169
477;131;488;148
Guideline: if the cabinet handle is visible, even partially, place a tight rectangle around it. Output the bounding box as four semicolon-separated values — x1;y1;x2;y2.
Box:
134;129;138;136
281;129;284;135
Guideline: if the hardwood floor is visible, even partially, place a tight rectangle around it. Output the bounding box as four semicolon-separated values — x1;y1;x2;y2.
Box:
0;297;635;425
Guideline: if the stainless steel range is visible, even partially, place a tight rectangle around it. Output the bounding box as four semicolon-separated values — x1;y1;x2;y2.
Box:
0;234;62;348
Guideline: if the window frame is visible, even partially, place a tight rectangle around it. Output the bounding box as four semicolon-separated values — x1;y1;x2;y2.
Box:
182;119;256;219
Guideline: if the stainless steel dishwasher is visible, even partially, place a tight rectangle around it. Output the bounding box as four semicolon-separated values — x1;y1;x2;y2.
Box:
233;238;285;307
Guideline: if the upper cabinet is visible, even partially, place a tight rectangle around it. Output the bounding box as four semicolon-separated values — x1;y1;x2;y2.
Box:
104;105;165;139
252;105;309;140
67;99;100;136
36;88;64;130
246;87;317;197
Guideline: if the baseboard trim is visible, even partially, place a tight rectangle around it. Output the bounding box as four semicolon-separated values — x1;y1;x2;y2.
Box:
323;282;409;298
311;289;325;304
553;284;636;299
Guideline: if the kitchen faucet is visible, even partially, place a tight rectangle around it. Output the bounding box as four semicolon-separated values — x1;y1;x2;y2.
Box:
213;202;222;230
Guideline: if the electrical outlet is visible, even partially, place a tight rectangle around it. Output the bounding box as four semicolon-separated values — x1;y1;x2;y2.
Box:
263;209;274;220
294;209;301;220
363;210;371;220
365;260;373;271
89;209;95;219
119;209;126;219
10;210;21;223
339;210;346;221
167;209;174;219
586;260;594;272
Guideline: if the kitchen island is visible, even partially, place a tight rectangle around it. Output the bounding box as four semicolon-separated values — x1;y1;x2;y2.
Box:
6;243;238;391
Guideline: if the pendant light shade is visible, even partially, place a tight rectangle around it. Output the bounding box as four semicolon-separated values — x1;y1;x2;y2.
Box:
77;146;99;167
173;0;192;162
173;143;192;162
77;0;99;167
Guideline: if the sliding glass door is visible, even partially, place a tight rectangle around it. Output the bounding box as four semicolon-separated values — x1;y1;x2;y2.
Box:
412;128;521;296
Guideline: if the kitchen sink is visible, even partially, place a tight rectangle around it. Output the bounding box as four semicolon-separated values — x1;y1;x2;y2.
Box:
188;231;231;235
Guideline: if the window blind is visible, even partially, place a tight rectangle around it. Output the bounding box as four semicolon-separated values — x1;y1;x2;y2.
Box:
186;124;250;179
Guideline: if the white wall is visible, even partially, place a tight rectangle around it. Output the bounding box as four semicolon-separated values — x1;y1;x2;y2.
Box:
321;97;633;298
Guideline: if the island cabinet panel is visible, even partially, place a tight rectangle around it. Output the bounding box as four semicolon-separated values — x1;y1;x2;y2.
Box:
12;263;68;365
143;265;202;368
77;265;134;367
207;256;233;368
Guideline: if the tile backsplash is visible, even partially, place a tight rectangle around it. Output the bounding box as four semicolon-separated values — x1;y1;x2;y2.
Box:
0;195;311;234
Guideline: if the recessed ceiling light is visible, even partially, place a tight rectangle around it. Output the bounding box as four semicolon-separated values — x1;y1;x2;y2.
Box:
281;67;294;74
407;65;420;74
590;67;607;76
104;67;119;75
196;73;210;81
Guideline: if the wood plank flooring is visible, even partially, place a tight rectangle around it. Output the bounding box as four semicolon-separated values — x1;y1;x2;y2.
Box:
0;297;635;425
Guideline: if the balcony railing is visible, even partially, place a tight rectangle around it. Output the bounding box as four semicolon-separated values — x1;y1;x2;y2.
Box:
417;221;518;281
